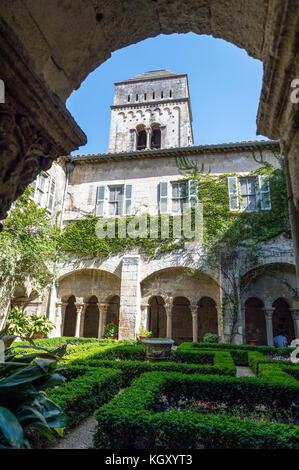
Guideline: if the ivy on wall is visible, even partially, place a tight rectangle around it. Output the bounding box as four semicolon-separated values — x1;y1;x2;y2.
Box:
57;153;290;259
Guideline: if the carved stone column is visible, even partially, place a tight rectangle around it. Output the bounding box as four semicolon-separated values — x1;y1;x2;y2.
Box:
290;309;299;340
98;303;109;338
190;305;198;343
165;303;173;339
55;302;67;337
263;308;275;346
74;302;86;338
0;18;86;222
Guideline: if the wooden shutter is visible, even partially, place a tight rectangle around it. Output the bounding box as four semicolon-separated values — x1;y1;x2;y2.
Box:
258;176;271;210
227;176;239;211
95;185;106;216
47;177;56;212
124;184;132;215
159;182;168;214
188;179;198;207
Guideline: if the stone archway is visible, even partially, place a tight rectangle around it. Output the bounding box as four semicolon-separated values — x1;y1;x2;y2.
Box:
245;297;267;345
83;295;100;338
172;296;192;345
106;295;120;326
63;295;77;337
148;295;167;338
197;296;218;342
272;298;295;345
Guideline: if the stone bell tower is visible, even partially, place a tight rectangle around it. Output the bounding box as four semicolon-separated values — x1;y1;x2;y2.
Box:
108;70;194;153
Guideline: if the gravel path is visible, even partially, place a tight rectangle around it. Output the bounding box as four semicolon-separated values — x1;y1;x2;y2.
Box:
236;366;256;377
47;415;98;449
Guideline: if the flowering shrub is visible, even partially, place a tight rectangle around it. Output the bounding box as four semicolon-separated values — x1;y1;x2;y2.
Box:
104;321;118;338
268;355;292;361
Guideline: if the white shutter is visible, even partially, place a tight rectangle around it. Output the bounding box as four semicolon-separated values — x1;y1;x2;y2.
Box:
188;179;198;207
258;175;271;210
159;182;168;214
95;185;106;216
227;176;239;211
47;177;56;212
124;184;132;216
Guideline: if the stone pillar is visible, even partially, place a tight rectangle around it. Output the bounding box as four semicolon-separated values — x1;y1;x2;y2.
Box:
140;304;150;332
165;303;173;339
145;128;151;149
119;255;141;340
98;303;109;338
263;308;275;346
55;302;67;337
190;305;198;343
74;302;86;338
290;309;299;340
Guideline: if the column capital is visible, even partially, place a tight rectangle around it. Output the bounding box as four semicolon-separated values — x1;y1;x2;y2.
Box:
190;305;198;316
263;308;275;318
290;308;299;317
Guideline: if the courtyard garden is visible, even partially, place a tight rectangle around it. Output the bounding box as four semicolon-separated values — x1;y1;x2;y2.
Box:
2;335;299;449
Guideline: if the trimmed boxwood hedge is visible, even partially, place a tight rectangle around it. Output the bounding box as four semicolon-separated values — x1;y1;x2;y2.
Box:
47;367;121;429
94;371;299;449
178;341;294;358
65;350;236;386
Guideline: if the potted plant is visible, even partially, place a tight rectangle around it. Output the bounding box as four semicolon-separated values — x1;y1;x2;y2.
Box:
138;327;152;340
105;321;118;339
6;306;30;339
29;314;55;339
203;333;220;344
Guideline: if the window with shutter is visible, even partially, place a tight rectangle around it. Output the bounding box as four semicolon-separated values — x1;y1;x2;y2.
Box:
47;177;56;212
35;174;47;207
239;177;257;211
188;179;198;207
108;185;124;216
259;176;271;210
159;182;168;214
171;181;187;213
227;176;239;211
124;184;132;215
95;185;106;217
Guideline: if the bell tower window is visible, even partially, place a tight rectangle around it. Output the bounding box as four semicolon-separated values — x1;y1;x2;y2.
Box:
136;125;147;150
150;124;161;149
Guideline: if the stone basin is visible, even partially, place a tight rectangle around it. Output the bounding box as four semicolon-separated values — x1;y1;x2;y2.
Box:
141;338;174;362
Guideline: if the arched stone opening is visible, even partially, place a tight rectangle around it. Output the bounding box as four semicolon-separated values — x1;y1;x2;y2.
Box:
106;295;120;326
172;296;192;345
245;297;267;345
63;295;77;337
148;295;166;338
83;295;99;338
197;296;218;342
136;125;146;150
272;298;295;345
150;123;161;149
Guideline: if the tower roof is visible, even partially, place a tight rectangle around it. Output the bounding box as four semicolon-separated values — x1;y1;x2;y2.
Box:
115;70;186;85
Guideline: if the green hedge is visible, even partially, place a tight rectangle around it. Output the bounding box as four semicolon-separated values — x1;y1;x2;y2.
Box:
178;342;294;358
67;351;235;387
94;371;299;449
47;367;121;429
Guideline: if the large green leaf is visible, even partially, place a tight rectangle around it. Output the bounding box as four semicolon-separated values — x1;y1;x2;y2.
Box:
0;364;46;389
0;407;24;449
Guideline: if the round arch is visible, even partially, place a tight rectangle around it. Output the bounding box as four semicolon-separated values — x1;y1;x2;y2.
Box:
244;297;267;345
197;296;218;342
148;295;166;338
172;296;192;345
272;298;295;345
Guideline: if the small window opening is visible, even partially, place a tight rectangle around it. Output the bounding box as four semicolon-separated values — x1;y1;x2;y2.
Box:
144;93;147;100
153;92;155;99
151;129;161;149
137;130;146;150
169;90;172;98
128;95;130;102
161;91;163;98
136;94;138;101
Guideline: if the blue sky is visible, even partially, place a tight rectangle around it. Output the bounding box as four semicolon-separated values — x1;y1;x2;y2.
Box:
67;33;267;156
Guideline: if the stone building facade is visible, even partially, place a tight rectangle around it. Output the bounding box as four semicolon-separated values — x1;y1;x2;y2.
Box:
12;71;299;346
